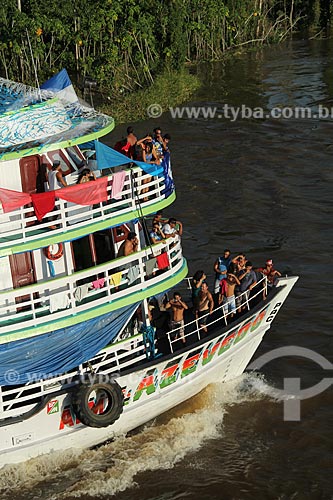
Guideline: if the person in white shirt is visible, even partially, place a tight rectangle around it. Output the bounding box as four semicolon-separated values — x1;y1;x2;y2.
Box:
48;161;67;190
162;218;183;239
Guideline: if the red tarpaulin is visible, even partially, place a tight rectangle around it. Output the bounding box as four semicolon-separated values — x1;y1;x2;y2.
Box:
31;191;56;221
57;177;109;205
0;188;32;213
0;177;109;217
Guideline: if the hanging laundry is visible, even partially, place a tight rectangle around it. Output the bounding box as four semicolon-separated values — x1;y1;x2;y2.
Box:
31;191;56;221
111;171;126;200
49;293;70;313
145;257;157;276
127;265;140;285
73;283;90;302
0;188;31;213
92;277;106;289
109;271;122;287
47;260;56;278
156;253;170;270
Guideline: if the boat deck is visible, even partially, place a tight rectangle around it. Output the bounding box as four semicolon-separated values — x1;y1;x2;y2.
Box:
0;166;174;257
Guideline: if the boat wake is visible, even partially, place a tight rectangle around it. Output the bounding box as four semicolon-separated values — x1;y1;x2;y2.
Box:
0;372;278;500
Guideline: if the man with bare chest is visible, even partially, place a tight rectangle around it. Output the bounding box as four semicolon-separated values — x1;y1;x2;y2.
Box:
117;232;139;257
219;272;240;318
166;292;188;343
196;282;214;334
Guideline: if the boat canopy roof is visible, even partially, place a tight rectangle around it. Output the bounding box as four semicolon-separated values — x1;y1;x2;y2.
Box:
0;77;114;161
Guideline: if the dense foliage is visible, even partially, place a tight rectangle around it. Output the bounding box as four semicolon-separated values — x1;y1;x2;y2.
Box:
0;0;331;96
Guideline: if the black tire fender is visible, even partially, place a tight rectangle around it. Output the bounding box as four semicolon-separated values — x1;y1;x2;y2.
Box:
71;377;124;428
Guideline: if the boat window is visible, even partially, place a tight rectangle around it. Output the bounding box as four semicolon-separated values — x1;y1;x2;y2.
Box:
45;149;75;176
66;146;85;167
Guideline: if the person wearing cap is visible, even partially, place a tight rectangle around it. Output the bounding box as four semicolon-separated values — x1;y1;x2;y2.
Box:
258;260;281;287
48;161;67;190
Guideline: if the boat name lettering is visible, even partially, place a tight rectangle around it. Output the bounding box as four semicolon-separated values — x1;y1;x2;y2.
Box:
159;359;182;389
181;350;202;378
59;399;106;430
122;387;132;405
266;302;282;322
133;369;159;402
131;306;269;402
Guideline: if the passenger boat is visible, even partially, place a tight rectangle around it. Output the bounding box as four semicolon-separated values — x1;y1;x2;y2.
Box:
0;74;298;468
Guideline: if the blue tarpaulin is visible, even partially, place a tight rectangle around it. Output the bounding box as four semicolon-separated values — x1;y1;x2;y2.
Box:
41;69;78;105
94;140;163;176
0;303;139;386
161;151;174;198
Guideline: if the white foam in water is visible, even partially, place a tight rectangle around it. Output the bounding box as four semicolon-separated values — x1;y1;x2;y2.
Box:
0;448;83;494
238;371;288;401
0;373;275;499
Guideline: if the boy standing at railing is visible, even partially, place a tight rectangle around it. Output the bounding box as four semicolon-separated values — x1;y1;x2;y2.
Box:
219;272;241;319
165;292;188;344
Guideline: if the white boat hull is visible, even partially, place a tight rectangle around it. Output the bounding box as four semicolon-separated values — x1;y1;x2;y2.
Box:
0;276;297;467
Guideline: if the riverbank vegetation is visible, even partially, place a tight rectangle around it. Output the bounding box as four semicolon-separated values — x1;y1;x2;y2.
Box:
0;1;331;120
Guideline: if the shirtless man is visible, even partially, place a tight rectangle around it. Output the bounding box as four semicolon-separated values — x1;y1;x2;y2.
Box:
126;126;137;147
219;272;240;318
196;282;214;334
165;292;188;343
117;232;139;258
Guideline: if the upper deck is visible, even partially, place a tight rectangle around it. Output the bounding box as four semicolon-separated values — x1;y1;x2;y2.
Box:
0;76;185;350
0;164;175;257
0;77;114;161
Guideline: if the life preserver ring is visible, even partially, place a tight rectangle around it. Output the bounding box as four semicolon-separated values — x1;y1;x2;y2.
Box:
44;243;64;261
71;377;124;428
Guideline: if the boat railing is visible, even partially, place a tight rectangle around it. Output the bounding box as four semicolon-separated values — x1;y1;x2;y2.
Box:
166;275;268;353
0;237;184;335
0;165;168;250
0;276;268;419
0;333;148;418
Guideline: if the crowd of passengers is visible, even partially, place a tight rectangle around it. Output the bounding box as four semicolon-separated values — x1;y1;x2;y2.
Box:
114;126;171;163
47;125;170;195
114;125;171;201
147;248;281;353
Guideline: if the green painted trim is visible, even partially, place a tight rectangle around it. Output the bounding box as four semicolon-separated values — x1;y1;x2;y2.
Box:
0;191;176;257
1;97;58;117
0;119;115;162
0;259;188;344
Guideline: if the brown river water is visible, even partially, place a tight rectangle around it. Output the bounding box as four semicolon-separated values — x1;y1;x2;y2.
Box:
0;38;332;500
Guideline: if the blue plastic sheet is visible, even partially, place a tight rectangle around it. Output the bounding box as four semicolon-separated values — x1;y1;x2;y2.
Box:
0;303;139;386
94;140;163;177
161;151;174;197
